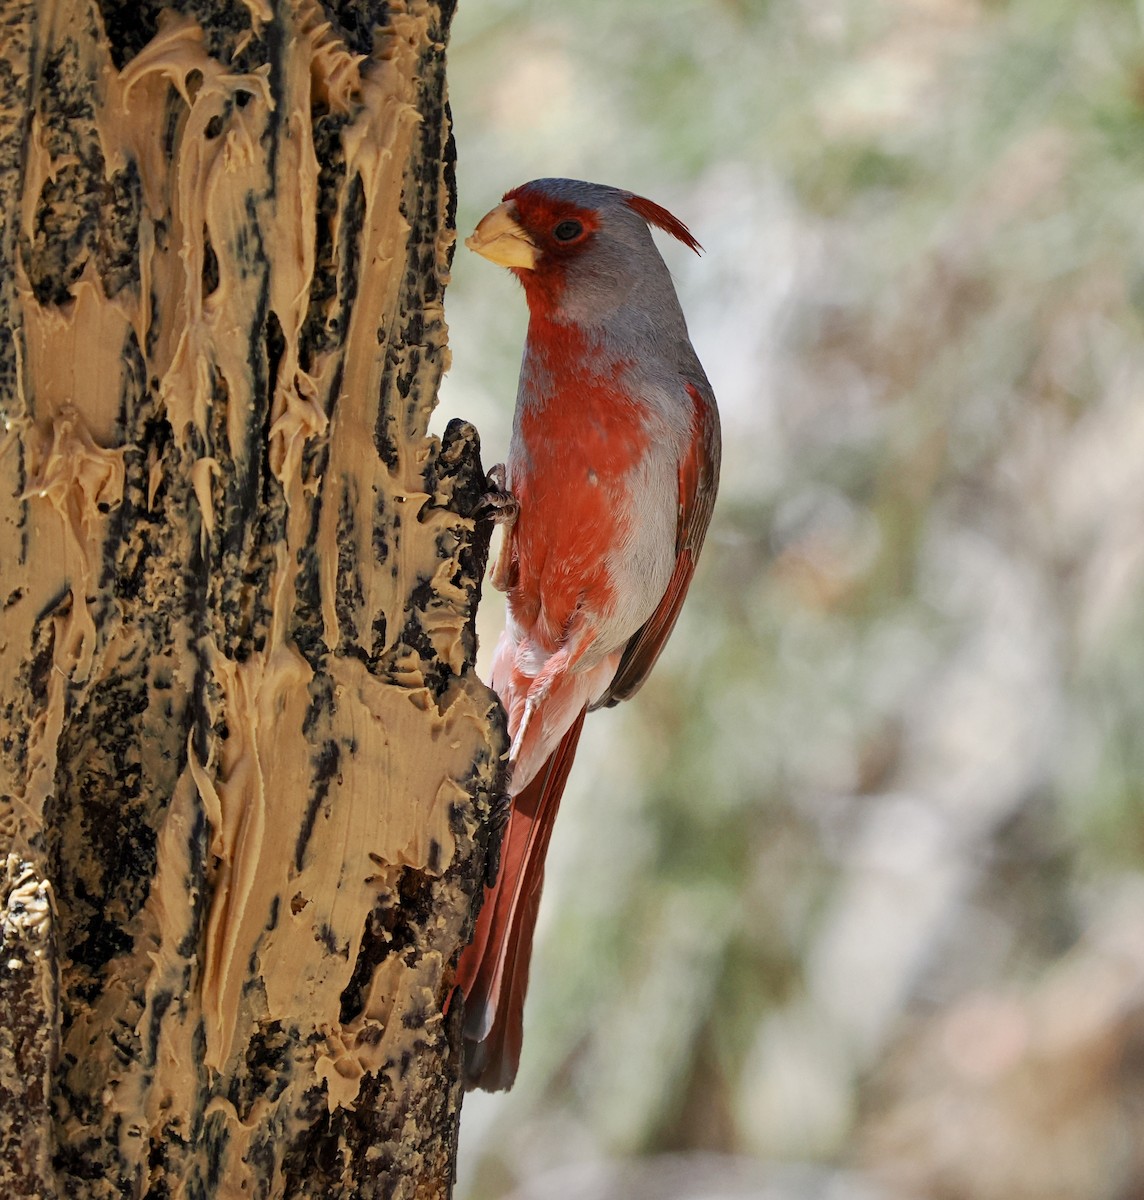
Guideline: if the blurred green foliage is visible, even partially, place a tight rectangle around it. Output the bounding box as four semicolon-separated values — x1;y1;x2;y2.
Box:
439;1;1144;1196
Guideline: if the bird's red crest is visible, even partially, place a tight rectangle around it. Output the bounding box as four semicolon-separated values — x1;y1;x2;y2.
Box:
624;193;703;255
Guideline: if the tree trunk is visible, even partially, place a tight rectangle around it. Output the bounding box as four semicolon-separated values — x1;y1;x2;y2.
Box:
0;1;504;1196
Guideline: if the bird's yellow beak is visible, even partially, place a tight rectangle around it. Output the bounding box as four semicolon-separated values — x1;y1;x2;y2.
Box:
465;202;538;270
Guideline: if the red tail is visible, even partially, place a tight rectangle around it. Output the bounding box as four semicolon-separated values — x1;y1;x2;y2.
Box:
455;709;587;1091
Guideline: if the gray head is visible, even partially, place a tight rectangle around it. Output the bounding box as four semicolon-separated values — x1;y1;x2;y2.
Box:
466;177;702;334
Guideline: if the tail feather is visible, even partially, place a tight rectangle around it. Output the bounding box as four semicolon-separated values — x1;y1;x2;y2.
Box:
456;708;587;1091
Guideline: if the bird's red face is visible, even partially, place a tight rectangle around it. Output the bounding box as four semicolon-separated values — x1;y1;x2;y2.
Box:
465;186;602;312
502;184;603;259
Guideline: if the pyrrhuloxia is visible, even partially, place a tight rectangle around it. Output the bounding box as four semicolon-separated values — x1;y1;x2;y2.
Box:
456;178;721;1090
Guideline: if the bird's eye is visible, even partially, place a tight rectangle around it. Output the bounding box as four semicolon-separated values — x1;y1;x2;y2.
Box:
552;219;584;242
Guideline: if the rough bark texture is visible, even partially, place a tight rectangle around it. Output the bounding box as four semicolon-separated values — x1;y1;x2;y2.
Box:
0;1;505;1196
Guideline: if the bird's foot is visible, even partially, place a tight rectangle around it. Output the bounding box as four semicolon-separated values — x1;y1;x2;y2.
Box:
475;464;519;528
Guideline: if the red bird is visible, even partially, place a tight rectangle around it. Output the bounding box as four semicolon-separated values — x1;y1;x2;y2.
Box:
455;178;720;1090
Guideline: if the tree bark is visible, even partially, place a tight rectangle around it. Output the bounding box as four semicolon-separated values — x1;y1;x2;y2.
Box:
0;1;504;1196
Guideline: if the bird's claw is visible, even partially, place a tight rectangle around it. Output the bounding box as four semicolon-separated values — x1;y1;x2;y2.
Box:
475;464;519;528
